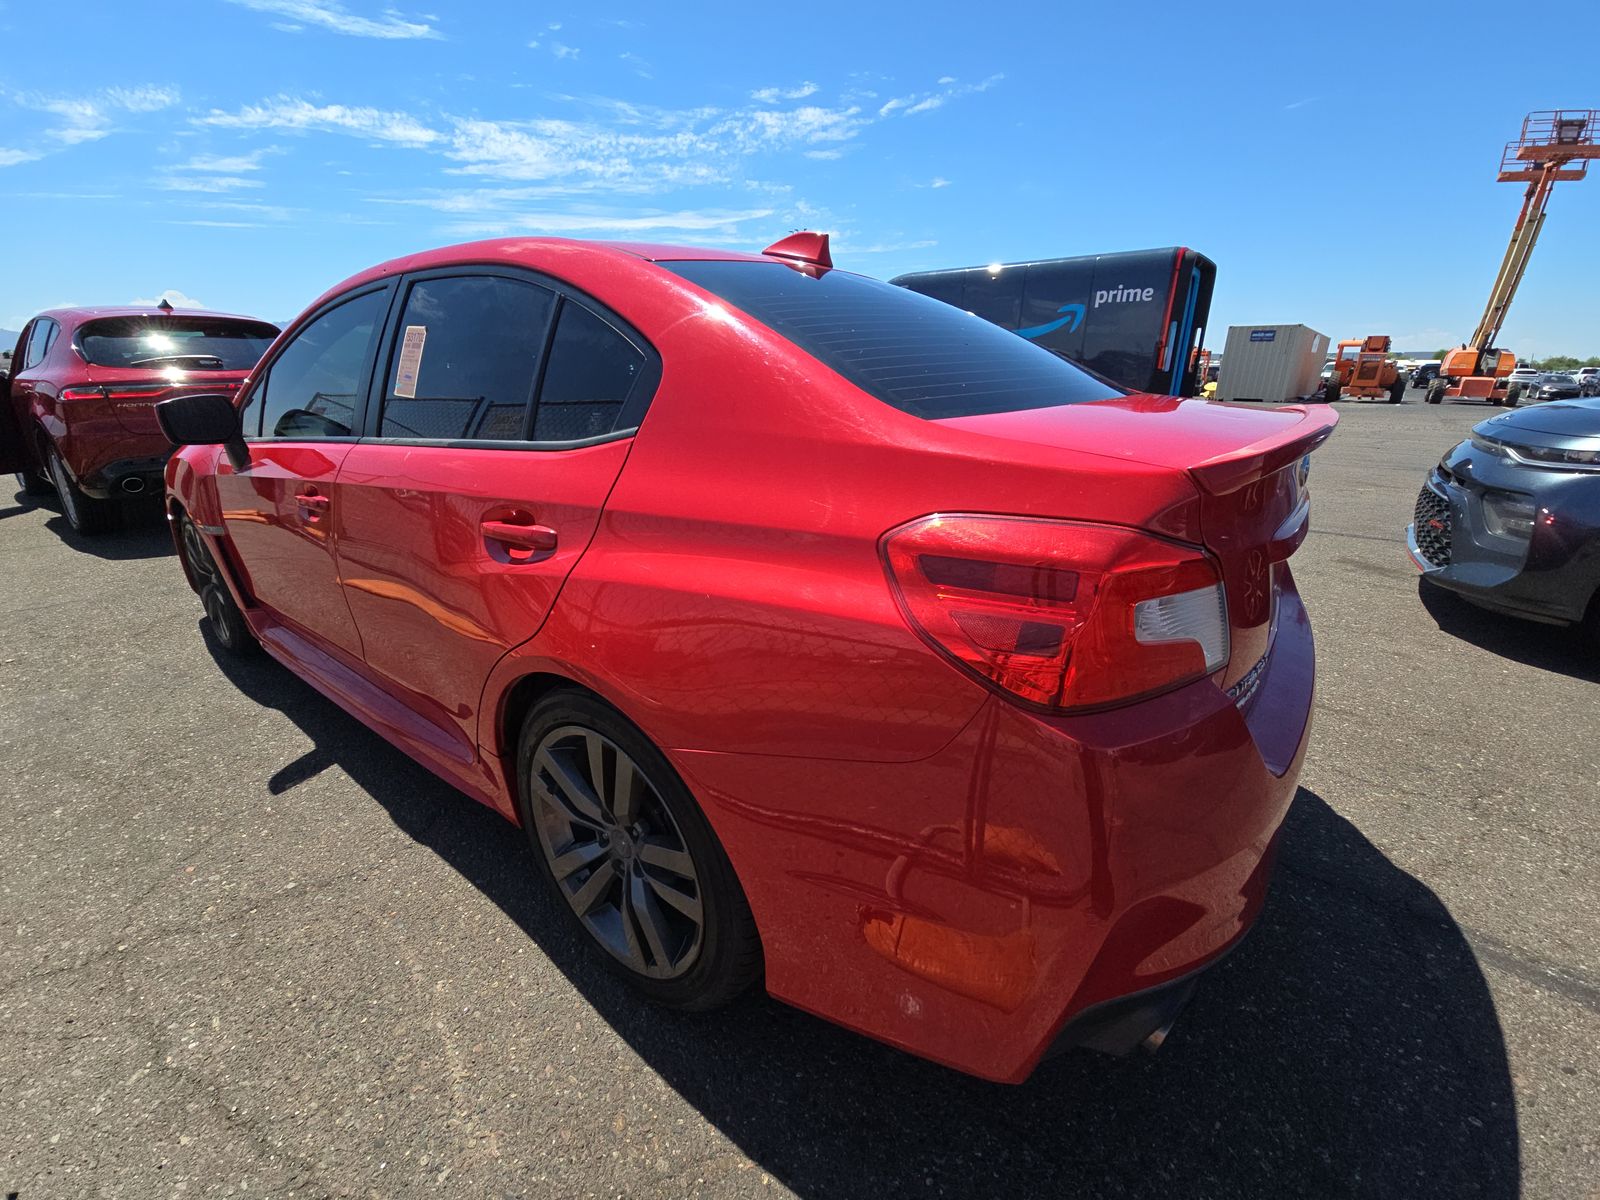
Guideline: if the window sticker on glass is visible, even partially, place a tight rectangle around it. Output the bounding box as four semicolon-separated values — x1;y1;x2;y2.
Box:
394;325;427;399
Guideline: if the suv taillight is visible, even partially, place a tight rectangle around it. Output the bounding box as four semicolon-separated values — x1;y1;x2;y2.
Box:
880;514;1229;712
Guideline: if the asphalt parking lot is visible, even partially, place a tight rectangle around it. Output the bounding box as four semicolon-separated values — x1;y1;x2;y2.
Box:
2;395;1596;1199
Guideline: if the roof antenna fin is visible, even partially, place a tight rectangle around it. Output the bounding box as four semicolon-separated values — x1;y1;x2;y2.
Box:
762;231;832;270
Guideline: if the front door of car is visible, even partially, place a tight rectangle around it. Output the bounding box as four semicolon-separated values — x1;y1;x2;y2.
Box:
2;320;55;475
334;269;655;752
214;285;391;660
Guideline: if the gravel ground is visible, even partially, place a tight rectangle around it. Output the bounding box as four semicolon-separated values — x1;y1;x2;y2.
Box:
1;394;1595;1199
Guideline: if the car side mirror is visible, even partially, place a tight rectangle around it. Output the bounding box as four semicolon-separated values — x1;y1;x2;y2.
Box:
156;392;249;470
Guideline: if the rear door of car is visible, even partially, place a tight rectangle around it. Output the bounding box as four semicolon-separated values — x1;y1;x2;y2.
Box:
333;265;658;755
214;283;393;660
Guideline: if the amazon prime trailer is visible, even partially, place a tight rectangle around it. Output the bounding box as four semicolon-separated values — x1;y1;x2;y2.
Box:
891;247;1216;396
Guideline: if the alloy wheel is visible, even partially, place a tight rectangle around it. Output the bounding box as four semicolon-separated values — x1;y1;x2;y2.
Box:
528;725;704;979
181;516;218;582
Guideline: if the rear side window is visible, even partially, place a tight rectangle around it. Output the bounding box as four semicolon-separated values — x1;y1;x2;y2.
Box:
23;319;58;370
664;261;1121;419
77;317;278;370
378;275;557;441
246;290;385;438
533;303;645;441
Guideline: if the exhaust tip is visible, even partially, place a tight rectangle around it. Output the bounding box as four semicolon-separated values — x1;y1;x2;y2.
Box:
120;477;147;495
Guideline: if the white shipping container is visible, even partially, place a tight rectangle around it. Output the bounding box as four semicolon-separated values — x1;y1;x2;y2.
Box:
1216;324;1329;403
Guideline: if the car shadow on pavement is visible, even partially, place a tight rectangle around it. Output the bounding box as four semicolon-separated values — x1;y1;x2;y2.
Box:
206;638;1520;1200
16;494;176;560
1419;578;1600;682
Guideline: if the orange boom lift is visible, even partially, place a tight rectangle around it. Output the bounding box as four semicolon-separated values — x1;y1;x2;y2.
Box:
1427;110;1599;407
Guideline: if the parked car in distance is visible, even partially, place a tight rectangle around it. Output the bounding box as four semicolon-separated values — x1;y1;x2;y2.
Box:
1410;361;1442;389
1;306;279;533
159;234;1337;1083
1527;372;1584;403
1576;366;1600;396
1504;365;1542;405
1409;398;1600;642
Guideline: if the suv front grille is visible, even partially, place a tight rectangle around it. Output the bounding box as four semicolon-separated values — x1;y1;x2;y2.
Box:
1413;484;1452;567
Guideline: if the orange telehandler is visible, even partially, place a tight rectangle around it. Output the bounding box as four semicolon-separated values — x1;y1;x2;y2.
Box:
1428;110;1597;407
1323;335;1407;404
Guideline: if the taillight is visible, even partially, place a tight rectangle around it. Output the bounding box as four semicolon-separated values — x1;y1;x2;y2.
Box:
60;386;107;401
880;514;1229;712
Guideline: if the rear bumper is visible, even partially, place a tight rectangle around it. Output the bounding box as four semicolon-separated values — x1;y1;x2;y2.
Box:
673;576;1314;1083
81;451;173;498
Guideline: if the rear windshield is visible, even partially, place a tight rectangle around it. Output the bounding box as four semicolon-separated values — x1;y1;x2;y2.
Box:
663;261;1121;419
77;316;280;370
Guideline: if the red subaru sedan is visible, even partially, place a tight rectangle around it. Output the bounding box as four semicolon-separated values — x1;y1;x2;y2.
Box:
157;234;1335;1083
2;305;278;534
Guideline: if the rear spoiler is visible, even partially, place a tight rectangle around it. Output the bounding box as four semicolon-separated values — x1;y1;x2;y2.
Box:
1187;406;1339;496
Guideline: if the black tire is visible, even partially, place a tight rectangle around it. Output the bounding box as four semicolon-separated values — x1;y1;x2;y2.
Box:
516;689;762;1011
1388;378;1405;404
1425;379;1447;405
179;512;259;655
1580;593;1600;658
14;466;52;498
1503;385;1521;408
45;444;118;534
1322;379;1341;404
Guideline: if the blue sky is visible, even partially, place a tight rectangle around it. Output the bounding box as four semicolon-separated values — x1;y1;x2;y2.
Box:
2;0;1596;355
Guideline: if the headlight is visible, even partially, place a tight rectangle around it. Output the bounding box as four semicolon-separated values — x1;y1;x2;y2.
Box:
1505;442;1600;468
1469;434;1509;457
1480;491;1536;539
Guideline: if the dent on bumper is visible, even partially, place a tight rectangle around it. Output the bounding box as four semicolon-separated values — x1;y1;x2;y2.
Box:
672;595;1314;1083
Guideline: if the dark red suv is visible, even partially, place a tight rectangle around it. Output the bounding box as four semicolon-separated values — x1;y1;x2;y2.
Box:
157;235;1335;1082
1;306;278;533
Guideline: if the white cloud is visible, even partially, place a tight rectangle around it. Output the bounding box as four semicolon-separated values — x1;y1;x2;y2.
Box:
130;289;206;309
443;206;775;239
160;175;264;192
24;85;179;145
0;148;43;167
751;82;819;104
550;42;579;59
222;0;440;39
878;74;1003;120
916;176;951;188
192;81;998;206
196;97;442;146
174;148;277;173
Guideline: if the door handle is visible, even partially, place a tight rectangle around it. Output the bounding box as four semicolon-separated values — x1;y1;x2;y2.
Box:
481;519;558;560
296;490;330;519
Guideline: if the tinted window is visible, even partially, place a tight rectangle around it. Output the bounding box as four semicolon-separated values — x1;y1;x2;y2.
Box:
23;320;56;370
246;290;385;439
667;261;1120;419
378;275;557;441
533;302;644;441
77;317;278;370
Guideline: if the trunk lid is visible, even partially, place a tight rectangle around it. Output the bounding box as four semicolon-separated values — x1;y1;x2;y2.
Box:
937;394;1338;687
79;365;251;435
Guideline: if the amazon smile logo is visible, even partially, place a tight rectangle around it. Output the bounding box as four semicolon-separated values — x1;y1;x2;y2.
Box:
1017;303;1086;339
